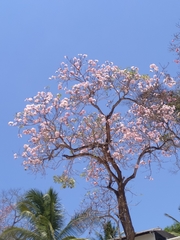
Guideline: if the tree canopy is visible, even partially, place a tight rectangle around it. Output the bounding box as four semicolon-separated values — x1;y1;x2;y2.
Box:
9;54;180;240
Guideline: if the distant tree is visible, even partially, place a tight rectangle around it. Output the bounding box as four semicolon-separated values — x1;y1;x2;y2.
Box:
164;211;180;236
95;221;119;240
0;189;26;234
0;188;90;240
9;55;180;240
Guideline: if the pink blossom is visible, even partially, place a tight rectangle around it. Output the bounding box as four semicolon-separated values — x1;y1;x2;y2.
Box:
55;131;59;138
163;76;176;87
150;63;159;72
59;98;69;108
140;160;146;165
88;97;96;103
134;164;139;169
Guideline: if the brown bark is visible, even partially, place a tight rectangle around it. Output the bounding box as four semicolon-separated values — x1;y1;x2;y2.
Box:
117;184;135;240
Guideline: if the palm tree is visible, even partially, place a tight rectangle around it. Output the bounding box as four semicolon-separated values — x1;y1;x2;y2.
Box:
95;221;119;240
0;188;88;240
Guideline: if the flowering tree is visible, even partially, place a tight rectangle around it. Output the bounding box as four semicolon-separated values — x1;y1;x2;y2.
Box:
0;189;25;233
9;54;180;240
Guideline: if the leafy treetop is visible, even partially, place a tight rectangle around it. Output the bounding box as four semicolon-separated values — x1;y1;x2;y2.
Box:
9;54;180;240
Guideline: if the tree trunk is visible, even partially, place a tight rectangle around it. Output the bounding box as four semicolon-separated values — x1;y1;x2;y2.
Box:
117;184;135;240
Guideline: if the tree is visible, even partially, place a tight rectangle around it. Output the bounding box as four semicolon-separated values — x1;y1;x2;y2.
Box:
0;189;25;234
0;188;90;240
95;221;119;240
165;223;180;237
9;55;180;240
164;211;180;236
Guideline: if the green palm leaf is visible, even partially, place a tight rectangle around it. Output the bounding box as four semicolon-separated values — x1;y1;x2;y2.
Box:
0;188;90;240
95;221;119;240
0;226;43;240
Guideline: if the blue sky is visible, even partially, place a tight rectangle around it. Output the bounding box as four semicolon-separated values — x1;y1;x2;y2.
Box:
1;0;180;235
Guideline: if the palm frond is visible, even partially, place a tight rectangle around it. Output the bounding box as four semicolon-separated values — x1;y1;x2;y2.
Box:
1;188;90;240
44;188;64;232
95;232;104;240
0;227;42;240
62;237;88;240
164;213;180;223
56;208;94;240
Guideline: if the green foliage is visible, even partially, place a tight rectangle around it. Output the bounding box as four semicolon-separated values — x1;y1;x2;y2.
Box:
165;223;180;236
164;211;180;236
53;175;75;188
0;188;88;240
95;221;119;240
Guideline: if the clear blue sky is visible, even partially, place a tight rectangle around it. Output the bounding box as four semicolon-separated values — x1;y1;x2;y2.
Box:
1;0;180;234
